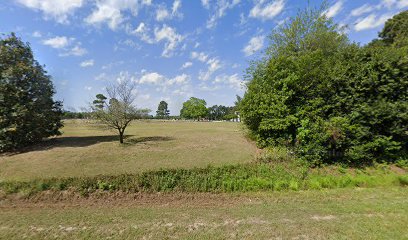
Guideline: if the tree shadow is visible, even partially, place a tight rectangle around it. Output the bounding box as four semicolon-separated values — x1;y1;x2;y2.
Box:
52;135;127;148
123;136;175;146
3;135;131;156
2;135;175;156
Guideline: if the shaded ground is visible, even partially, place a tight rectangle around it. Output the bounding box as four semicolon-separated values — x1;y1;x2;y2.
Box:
1;187;407;239
0;120;257;181
5;135;175;153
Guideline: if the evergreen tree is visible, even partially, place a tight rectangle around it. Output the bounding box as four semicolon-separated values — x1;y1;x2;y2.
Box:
0;33;63;151
156;100;170;119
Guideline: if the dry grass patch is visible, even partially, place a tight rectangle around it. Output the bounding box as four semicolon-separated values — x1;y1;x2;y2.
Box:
0;120;256;181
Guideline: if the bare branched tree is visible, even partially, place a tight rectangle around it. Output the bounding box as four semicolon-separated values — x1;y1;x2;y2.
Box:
92;80;149;143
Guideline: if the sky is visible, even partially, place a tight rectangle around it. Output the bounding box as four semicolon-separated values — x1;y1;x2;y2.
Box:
1;0;407;114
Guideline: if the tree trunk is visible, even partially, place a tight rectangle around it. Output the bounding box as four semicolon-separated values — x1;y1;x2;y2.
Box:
119;130;124;144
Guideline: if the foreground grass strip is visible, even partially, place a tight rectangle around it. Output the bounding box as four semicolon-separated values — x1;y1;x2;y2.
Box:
1;188;407;239
0;163;406;196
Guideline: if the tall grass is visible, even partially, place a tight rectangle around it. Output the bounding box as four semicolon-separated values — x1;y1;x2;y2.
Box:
0;157;406;197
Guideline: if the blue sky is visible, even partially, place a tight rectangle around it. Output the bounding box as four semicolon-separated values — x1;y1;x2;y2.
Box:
1;0;407;114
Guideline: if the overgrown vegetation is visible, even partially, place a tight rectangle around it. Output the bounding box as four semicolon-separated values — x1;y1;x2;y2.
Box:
240;9;408;165
1;151;406;197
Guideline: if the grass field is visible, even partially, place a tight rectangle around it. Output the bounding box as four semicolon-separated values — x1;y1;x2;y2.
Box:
0;120;256;181
1;120;407;239
1;187;407;239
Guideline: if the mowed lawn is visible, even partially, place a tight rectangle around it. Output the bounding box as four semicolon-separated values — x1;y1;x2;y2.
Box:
0;120;257;181
1;187;407;239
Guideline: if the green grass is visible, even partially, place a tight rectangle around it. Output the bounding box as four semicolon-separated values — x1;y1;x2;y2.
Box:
0;120;407;239
1;187;407;239
0;120;257;181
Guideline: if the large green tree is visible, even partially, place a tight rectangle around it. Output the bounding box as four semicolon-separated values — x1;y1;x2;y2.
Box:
0;33;63;152
240;8;407;165
156;100;170;119
180;97;208;120
379;10;408;47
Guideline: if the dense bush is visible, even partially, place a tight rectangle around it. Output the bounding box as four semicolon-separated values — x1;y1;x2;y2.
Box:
0;34;63;151
240;9;408;165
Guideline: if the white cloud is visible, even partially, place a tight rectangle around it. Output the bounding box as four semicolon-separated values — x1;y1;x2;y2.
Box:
354;13;392;31
206;0;240;29
42;36;70;48
116;39;141;50
201;0;210;9
191;51;208;62
141;0;152;6
95;72;108;81
139;72;165;84
32;31;42;38
80;59;94;67
181;61;193;69
127;23;184;57
155;0;182;22
249;0;285;21
322;1;343;18
135;22;146;33
397;0;408;8
101;61;125;70
207;58;221;73
154;25;184;57
242;35;264;56
168;74;190;85
156;5;170;21
214;73;243;91
379;0;408;9
85;0;140;30
350;4;374;17
16;0;83;23
42;36;87;57
61;45;87;56
115;71;138;83
138;72;190;87
172;0;182;15
199;57;222;81
128;22;155;43
84;86;92;91
199;82;220;91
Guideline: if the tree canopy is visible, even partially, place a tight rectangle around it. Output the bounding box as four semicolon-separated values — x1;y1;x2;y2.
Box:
180;97;208;120
240;8;408;165
0;33;63;152
379;10;408;47
156;100;170;119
